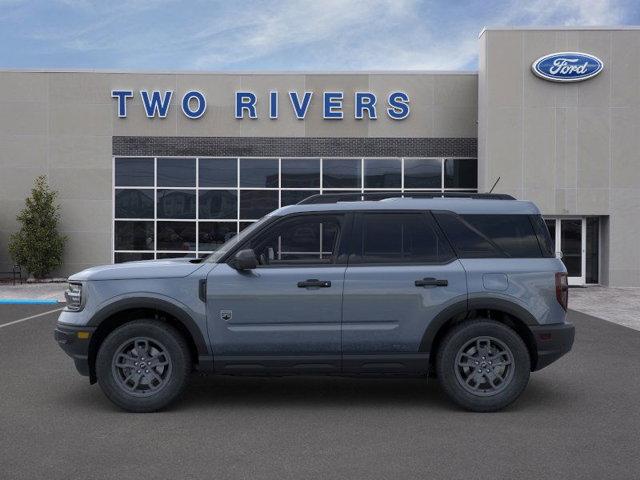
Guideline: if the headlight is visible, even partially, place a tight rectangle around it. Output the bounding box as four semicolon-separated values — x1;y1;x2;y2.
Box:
65;282;83;311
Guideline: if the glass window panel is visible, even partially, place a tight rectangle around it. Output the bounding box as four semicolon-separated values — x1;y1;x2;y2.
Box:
115;189;154;218
281;158;320;188
319;190;364;202
199;190;237;219
157;221;196;251
281;190;320;206
240;158;278;187
444;158;477;189
545;219;556;253
322;159;361;188
462;215;543;258
157;189;196;219
249;215;342;264
364;158;401;188
156;252;197;259
114;221;154;250
530;215;554;258
199;222;238;251
363;190;403;199
158;189;196;218
358;213;453;264
586;217;599;284
560;219;582;277
199;158;237;187
157;158;196;187
239;221;254;231
115;158;154;186
240;190;278;219
404;158;441;189
433;212;500;258
401;191;442;199
114;252;154;263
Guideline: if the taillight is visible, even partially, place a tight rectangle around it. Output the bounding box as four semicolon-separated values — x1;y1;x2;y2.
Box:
555;272;568;311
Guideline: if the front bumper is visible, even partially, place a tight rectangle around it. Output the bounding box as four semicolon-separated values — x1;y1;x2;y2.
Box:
530;321;575;371
54;323;96;377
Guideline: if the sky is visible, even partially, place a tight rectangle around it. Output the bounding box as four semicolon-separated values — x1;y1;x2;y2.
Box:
0;0;638;71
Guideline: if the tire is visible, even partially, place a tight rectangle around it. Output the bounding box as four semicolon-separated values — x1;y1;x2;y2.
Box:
436;319;530;412
96;320;192;412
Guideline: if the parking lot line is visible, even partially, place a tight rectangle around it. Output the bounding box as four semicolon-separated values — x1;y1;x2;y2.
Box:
0;307;64;329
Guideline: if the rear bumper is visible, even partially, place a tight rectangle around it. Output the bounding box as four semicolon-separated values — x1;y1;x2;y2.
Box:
54;323;96;377
530;321;575;371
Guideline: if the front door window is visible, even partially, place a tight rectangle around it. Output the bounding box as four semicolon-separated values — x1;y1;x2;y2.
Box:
247;214;343;266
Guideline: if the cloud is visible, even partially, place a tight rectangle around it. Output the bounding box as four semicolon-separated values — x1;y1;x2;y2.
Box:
187;0;629;70
2;0;634;70
190;0;418;68
507;0;624;26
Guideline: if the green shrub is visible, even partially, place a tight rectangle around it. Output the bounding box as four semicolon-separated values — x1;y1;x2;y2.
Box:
8;176;67;279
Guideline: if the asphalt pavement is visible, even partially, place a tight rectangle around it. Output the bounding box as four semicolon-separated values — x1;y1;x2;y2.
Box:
0;304;639;480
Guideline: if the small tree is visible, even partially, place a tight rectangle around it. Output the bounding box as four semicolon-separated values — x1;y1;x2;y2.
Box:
9;176;67;279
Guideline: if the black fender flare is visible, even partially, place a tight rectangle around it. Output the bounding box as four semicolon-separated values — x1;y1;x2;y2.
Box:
419;299;468;353
419;297;538;353
88;296;209;357
467;297;538;326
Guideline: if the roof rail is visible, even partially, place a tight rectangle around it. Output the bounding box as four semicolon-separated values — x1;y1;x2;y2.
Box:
297;192;516;205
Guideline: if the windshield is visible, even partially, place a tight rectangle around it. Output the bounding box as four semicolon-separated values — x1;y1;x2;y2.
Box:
205;215;273;263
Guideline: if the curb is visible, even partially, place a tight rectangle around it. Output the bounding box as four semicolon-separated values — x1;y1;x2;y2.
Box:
0;299;61;305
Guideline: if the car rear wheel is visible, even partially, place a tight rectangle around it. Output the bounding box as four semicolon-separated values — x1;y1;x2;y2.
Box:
436;319;530;412
96;320;191;412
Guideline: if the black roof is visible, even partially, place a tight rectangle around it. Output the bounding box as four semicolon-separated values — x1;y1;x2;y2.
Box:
297;192;516;205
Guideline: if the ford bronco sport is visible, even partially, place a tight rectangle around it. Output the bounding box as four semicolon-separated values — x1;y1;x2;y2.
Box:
55;193;574;412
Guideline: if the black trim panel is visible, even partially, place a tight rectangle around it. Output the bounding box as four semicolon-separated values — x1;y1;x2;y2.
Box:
530;322;575;371
54;324;97;377
467;297;539;325
88;297;210;356
418;297;539;353
418;299;469;352
214;355;341;374
214;353;431;376
342;353;429;375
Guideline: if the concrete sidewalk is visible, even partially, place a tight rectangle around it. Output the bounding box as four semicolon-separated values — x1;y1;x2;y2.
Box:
569;286;640;331
0;282;66;303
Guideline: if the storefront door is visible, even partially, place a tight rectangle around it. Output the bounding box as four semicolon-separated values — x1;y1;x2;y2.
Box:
544;218;587;286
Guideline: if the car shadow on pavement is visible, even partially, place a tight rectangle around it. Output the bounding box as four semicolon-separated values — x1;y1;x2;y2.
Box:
59;371;574;414
182;374;572;410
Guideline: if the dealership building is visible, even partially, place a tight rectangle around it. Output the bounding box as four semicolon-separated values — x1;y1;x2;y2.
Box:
1;26;639;286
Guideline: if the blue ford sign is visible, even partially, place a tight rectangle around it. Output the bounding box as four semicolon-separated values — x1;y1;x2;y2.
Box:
532;52;604;82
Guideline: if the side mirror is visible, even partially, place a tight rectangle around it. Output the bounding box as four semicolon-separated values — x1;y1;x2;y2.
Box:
230;249;258;270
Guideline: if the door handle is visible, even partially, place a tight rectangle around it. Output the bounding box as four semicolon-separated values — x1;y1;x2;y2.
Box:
297;279;331;288
415;277;448;287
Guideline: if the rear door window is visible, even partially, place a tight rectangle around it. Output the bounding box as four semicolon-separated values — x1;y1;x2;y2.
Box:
352;212;454;264
432;212;501;258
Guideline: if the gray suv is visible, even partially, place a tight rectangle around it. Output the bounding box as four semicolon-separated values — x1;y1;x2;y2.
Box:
55;193;574;412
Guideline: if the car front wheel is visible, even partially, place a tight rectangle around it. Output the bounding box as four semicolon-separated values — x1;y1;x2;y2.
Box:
436;319;530;412
96;320;191;412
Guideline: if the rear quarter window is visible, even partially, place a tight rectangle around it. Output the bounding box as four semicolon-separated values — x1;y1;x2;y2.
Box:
434;212;548;258
462;215;543;258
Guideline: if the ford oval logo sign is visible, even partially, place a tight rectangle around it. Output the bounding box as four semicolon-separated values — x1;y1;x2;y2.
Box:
532;52;604;82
